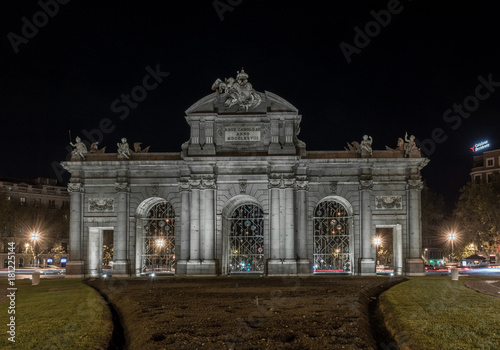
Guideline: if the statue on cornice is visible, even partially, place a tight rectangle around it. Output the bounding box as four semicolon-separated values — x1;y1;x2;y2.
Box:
70;136;87;160
211;68;262;111
404;132;419;157
359;135;373;155
117;138;130;159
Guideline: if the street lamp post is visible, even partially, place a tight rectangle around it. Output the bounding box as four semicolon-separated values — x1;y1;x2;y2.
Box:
31;232;39;268
374;237;381;270
448;233;456;264
424;248;428;265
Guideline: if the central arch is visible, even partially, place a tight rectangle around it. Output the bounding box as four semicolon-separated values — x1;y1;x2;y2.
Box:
222;195;264;275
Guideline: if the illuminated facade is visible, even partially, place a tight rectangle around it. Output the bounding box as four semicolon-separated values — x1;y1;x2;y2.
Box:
62;70;428;277
470;148;500;183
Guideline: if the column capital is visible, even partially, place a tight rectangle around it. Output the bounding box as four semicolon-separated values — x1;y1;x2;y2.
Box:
67;182;84;193
359;179;373;190
178;181;191;192
115;182;130;193
407;179;423;190
189;179;202;189
283;178;295;188
268;178;281;189
296;180;309;191
202;179;217;190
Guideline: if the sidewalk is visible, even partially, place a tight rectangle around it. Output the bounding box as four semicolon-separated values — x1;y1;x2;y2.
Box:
465;280;500;297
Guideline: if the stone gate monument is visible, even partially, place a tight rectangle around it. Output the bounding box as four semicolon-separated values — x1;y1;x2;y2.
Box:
62;69;428;277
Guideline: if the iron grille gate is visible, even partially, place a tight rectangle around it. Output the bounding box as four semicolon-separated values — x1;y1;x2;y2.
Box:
142;201;175;273
228;204;264;273
313;200;351;273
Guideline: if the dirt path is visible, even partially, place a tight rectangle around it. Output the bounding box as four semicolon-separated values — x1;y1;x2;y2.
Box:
86;276;405;350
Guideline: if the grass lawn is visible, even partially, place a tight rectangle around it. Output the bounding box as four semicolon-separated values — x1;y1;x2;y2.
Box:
379;277;500;349
0;278;112;349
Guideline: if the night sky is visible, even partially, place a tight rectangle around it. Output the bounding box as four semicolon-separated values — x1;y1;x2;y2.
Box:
2;0;500;207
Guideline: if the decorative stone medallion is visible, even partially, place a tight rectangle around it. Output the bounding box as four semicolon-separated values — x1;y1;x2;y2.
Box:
375;196;402;210
89;198;114;212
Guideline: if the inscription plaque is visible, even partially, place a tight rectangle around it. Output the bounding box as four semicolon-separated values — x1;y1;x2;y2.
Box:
225;126;261;142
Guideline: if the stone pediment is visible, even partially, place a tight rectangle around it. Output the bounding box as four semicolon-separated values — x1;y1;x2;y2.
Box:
182;69;305;157
185;90;298;115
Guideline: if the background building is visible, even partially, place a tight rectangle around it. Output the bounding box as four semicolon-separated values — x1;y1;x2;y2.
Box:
471;148;500;183
0;177;69;268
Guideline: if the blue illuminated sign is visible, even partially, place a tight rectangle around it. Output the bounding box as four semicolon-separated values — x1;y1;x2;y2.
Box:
471;140;490;152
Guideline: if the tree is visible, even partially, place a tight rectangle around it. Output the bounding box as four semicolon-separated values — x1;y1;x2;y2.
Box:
48;245;66;266
421;185;446;249
454;173;500;256
102;245;113;266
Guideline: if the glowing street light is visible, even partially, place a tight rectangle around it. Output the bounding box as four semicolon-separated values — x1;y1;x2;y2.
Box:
448;233;456;263
373;237;382;267
31;232;40;267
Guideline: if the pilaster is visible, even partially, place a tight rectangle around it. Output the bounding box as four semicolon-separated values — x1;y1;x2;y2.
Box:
296;179;309;274
176;180;191;275
66;182;84;277
406;174;424;276
113;181;130;276
358;170;375;275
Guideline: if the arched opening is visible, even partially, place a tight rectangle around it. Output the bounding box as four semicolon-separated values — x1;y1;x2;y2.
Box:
141;201;176;274
223;196;264;274
313;198;352;274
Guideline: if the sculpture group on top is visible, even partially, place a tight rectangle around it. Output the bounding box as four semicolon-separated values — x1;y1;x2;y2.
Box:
211;68;262;112
345;132;421;157
70;136;150;160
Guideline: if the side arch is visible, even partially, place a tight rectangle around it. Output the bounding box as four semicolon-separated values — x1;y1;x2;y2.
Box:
312;196;354;274
135;197;176;275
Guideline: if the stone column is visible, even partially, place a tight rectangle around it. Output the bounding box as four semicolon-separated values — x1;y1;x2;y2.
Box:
394;224;403;276
406;178;424;275
202;179;216;261
283;178;297;275
113;182;130;276
359;178;375;275
267;177;282;274
199;186;206;259
296;180;309;274
200;179;217;274
176;180;191;274
284;180;295;260
66;182;84;277
188;179;201;262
